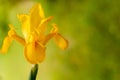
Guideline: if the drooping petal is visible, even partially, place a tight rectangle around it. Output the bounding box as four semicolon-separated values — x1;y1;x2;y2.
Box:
54;33;68;50
0;24;15;53
41;33;56;45
12;35;25;46
24;33;46;64
0;24;25;54
51;24;58;33
0;36;12;53
24;42;46;64
51;24;68;50
30;4;44;28
8;24;26;46
17;14;30;39
8;24;16;36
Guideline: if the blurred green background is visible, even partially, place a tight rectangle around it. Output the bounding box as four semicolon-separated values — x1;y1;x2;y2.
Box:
0;0;120;80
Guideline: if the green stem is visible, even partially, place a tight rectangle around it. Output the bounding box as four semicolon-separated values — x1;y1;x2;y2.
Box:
29;64;38;80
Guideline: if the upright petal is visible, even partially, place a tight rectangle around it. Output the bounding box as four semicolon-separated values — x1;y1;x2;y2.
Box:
18;14;30;39
30;4;44;28
37;16;53;39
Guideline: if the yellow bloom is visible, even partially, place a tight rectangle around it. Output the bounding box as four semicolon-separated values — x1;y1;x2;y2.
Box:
0;4;68;64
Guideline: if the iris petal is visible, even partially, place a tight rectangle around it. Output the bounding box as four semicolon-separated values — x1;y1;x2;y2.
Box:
38;16;53;35
8;24;26;45
30;4;44;28
54;33;68;50
24;42;46;64
0;36;12;53
0;24;25;54
51;24;68;49
24;34;46;64
41;33;55;45
18;14;30;39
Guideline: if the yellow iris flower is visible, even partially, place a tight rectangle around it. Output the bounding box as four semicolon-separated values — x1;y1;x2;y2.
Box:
0;4;68;64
